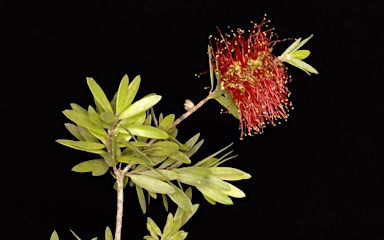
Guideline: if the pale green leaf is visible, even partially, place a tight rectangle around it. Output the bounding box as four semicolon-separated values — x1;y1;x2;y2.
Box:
50;230;59;240
130;174;175;194
169;151;191;164
56;140;105;154
69;229;82;240
124;125;168;139
196;185;233;205
162;213;174;238
119;95;162;120
209;167;251;181
145;141;179;156
136;185;146;214
147;217;162;236
64;123;85;141
185;139;204;158
116;74;129;114
70;103;88;115
105;226;113;240
168;231;188;240
92;160;109;176
86;77;113;113
177;167;211;177
100;111;116;124
175;171;208;187
206;175;230;191
222;182;246;198
183;133;200;149
71;159;101;173
195;143;233;167
162;194;169;211
290;50;310;60
285;57;318;75
139;169;179;181
117;155;151;165
88;106;110;129
78;126;99;142
63;109;106;135
168;186;193;213
125;75;141;108
158;114;175;132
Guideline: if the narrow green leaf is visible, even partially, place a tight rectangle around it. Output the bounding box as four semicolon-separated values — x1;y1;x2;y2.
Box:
63;109;106;135
196;185;233;205
168;231;188;240
183;133;200;149
216;94;239;119
145;141;179;156
71;159;101;173
290;50;310;60
147;217;162;236
158;158;177;169
50;230;59;240
185;139;204;158
56;140;105;154
69;229;82;240
223;182;246;198
280;37;302;57
171;219;182;236
162;213;174;238
118;155;151;165
162;194;169;211
174;203;199;227
64;123;85;141
78;126;99;142
86;77;113;113
70;103;88;115
175;171;208;187
209;167;251;181
105;226;113;240
124;124;169;139
136;185;147;214
119;95;162;120
100;111;116;124
125;75;141;108
116;74;129;114
88;106;110;129
202;194;216;205
286;57;318;75
208;45;215;90
130;174;175;194
206;175;230;191
177;167;211;177
169;151;191;164
168;186;193;213
158;114;175;132
195;143;233;167
92;160;109;176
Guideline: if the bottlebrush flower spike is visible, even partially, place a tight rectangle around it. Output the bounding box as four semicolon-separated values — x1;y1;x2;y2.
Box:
209;17;294;138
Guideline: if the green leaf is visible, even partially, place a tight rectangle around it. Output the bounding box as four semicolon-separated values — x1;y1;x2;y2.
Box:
162;213;174;238
175;203;199;228
105;226;113;240
169;151;191;164
285;57;318;75
63;109;106;135
50;230;59;240
56;140;105;154
136;185;146;214
290;50;310;60
71;159;101;172
119;95;162;120
175;171;208;187
195;143;233;167
177;167;211;177
69;229;82;240
206;175;230;191
208;45;215;90
140;169;179;181
158;114;175;132
168;186;193;213
223;182;246;198
124;124;169;139
196;185;233;205
88;106;110;129
162;194;169;211
86;77;113;113
209;167;251;181
116;74;129;114
70;103;88;115
125;75;141;108
184;133;200;149
185;139;204;158
130;174;175;194
100;111;116;124
147;217;162;236
64;123;85;141
168;231;188;240
118;155;151;165
92;160;109;176
145;141;179;156
78;126;99;142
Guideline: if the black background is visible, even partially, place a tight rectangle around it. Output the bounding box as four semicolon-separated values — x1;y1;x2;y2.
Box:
3;1;383;239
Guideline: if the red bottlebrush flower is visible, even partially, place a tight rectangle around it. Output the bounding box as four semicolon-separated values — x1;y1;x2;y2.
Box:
210;18;293;138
